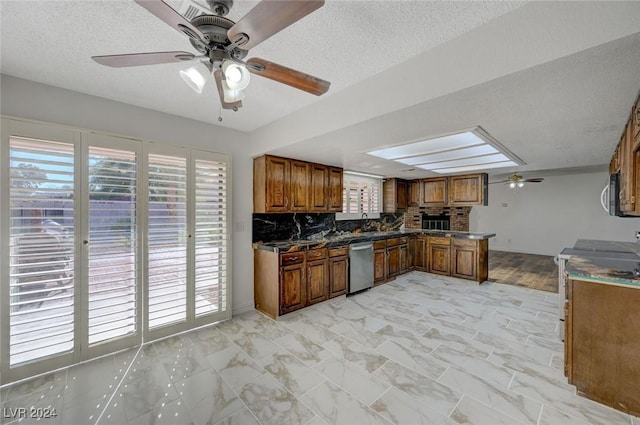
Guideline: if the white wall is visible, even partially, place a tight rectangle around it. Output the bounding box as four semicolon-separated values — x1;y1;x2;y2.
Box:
470;171;640;256
0;74;256;314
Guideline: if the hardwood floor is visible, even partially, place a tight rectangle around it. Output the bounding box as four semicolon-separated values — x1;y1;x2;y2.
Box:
488;250;558;293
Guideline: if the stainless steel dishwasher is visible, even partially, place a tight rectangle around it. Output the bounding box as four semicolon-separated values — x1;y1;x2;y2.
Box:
348;242;374;295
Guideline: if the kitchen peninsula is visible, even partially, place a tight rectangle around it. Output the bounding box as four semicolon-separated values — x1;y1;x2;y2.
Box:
563;240;640;417
253;229;495;319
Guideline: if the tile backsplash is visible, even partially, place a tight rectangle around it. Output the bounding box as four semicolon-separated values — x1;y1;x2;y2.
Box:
252;213;405;243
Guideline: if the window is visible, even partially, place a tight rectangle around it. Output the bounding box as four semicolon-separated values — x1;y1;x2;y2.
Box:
337;171;382;219
0;119;231;384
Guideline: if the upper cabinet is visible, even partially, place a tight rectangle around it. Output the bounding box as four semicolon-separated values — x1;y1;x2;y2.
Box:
421;177;448;206
449;173;488;206
383;178;408;213
327;167;343;212
609;89;640;216
419;173;488;207
254;155;343;213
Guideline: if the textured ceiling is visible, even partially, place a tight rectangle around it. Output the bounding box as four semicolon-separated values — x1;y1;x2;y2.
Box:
0;0;524;132
2;1;640;179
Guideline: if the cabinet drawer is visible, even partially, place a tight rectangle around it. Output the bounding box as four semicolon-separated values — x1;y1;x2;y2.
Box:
329;246;348;257
429;236;451;246
453;238;477;247
399;237;408;245
307;248;328;261
280;252;305;266
387;238;399;247
374;240;387;250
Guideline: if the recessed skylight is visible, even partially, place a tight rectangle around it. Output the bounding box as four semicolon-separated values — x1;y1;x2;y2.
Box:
366;127;523;174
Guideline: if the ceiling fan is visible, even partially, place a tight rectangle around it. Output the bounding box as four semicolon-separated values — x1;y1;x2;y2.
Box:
91;0;331;111
490;173;544;189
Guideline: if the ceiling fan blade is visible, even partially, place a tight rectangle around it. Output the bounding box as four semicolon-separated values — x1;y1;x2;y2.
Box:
228;0;324;50
135;0;206;42
524;178;544;183
489;180;509;184
246;58;330;95
92;51;195;67
214;70;243;110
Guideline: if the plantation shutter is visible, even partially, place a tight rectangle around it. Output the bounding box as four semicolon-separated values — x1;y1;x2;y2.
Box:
87;146;138;345
194;158;228;317
147;153;188;329
8;136;75;366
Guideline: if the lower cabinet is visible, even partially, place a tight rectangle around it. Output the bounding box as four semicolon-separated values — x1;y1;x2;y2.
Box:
280;263;306;314
452;239;477;280
414;235;428;271
428;237;451;276
565;278;640;417
328;246;349;298
374;240;387;285
387;239;401;277
399;238;408;274
307;258;329;305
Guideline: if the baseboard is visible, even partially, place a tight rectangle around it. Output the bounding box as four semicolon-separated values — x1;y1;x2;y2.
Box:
232;301;255;315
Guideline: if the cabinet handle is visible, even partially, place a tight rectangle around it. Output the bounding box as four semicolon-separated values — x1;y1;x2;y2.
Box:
284;196;288;208
636;107;640;125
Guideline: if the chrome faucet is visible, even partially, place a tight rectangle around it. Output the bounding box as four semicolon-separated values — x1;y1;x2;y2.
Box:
361;213;368;220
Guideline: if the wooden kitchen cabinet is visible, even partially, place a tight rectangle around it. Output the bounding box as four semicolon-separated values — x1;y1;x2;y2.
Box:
254;155;343;213
565;278;640;417
399;238;408;274
254;155;290;212
328;167;343;212
373;240;387;285
280;258;306;315
408;180;420;206
383;178;408;212
449;173;488;206
387;238;400;277
307;248;329;305
310;163;329;211
407;236;416;268
633;92;640;150
451;238;488;282
290;159;310;211
428;236;451;276
421;178;448;206
328;246;348;298
414;235;428;271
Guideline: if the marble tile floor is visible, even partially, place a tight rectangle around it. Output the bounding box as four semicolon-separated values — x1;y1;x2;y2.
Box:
1;271;638;425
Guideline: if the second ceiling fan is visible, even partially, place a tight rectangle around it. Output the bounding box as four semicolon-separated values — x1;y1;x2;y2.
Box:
92;0;331;111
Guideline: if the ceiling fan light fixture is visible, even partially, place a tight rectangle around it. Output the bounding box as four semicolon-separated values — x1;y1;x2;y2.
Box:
222;61;250;91
222;87;245;103
180;62;211;94
509;181;517;189
517;181;524;188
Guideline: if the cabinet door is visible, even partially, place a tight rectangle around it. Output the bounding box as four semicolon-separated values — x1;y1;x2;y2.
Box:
449;174;486;206
329;256;348;298
452;245;477;280
289;160;310;211
265;156;290;212
421;178;447;206
620;122;635;213
310;163;329;211
328;167;343;212
414;237;427;270
408;181;420;206
397;180;408;210
280;263;306;314
387;245;400;277
399;244;408;274
307;260;329;305
374;249;386;284
408;237;415;268
429;244;450;275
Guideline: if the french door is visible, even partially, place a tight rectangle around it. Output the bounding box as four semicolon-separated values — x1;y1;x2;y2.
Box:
0;119;231;384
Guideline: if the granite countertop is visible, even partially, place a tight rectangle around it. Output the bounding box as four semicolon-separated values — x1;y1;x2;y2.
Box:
566;239;640;288
254;229;496;253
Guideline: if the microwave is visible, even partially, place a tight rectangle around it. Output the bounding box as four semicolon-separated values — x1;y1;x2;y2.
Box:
601;173;630;217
